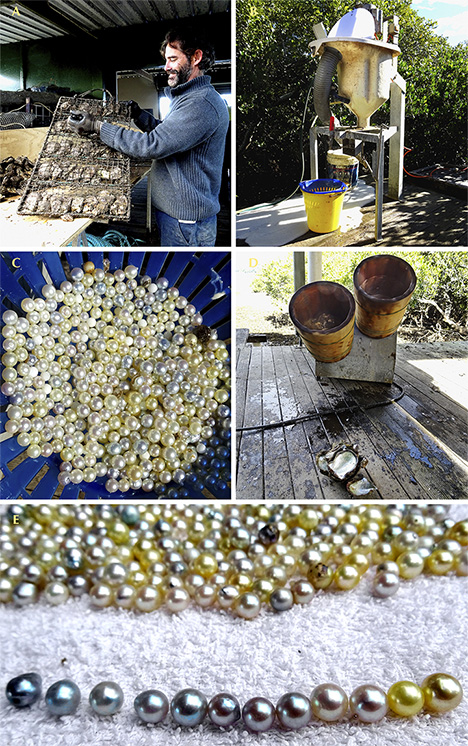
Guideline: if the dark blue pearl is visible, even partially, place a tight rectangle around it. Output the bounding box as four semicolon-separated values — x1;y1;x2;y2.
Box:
45;679;81;716
6;673;42;707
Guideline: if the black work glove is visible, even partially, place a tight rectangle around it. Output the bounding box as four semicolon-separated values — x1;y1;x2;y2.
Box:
120;100;142;121
67;111;102;135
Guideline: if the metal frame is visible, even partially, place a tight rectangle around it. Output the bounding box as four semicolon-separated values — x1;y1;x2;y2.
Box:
310;125;398;242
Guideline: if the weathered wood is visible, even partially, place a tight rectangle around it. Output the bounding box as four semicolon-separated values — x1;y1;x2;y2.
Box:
236;346;264;499
236;341;468;500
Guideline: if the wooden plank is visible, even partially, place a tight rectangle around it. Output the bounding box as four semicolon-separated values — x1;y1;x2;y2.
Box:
393;373;468;464
262;346;294;500
330;378;409;498
284;347;345;498
335;380;433;499
398;344;468;395
395;357;467;422
236;346;264;499
344;380;467;498
272;346;322;499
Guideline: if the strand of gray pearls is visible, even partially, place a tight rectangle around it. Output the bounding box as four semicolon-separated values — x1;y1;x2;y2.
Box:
6;673;463;729
1;262;230;494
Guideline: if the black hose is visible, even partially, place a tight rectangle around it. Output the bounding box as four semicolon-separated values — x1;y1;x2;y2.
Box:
313;46;342;124
236;383;405;433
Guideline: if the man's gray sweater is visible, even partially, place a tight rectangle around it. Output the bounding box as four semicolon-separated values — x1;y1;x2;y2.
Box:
100;76;229;222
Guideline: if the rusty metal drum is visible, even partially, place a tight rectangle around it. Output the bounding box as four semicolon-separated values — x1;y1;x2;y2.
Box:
289;281;355;363
353;255;416;338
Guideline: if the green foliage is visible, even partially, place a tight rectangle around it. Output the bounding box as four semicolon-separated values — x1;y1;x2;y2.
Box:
237;0;468;206
251;251;468;327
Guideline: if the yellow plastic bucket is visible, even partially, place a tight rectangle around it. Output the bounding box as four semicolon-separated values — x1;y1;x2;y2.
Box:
300;179;347;233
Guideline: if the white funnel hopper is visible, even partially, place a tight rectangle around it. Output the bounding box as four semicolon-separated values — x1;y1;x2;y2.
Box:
312;8;400;128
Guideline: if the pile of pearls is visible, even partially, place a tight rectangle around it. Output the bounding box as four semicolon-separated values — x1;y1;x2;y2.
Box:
1;503;466;618
5;672;464;727
1;262;230;495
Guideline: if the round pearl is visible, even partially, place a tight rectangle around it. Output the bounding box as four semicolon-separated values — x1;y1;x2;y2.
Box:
270;587;294;612
310;683;348;722
89;681;124;715
387;681;424;717
233;592;261;619
134;689;169;723
6;673;42;707
373;571;400;597
44;581;69;605
242;696;275;732
12;581;38;606
350;684;388;722
290;579;314;605
276;692;311;730
45;679;81;716
171;688;208;727
208;692;241;727
165;587;190;612
422;673;463;713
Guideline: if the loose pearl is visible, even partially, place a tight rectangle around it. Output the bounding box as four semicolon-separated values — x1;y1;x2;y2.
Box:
171;688;208;727
373;571;400;597
290;579;314;604
45;679;81;715
276;692;311;730
310;683;348;721
270;587;294;612
89;681;124;715
421;673;463;713
6;673;42;707
207;693;241;727
242;696;275;732
350;684;388;722
12;581;38;606
165;587;190;612
233;592;261;619
44;581;69;605
134;689;169;723
387;680;424;716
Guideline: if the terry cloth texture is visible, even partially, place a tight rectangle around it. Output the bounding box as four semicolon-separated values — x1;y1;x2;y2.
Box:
1;507;467;746
100;76;229;222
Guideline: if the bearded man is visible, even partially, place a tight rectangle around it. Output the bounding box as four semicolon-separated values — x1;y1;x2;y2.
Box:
68;28;229;247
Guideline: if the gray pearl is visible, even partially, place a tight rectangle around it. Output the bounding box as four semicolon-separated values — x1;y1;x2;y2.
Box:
270;588;294;612
6;673;42;707
208;692;241;727
310;683;348;721
276;692;311;730
373;571;400;597
89;681;124;715
134;689;169;723
350;684;388;722
171;688;208;727
45;679;81;716
67;575;90;596
242;696;275;732
12;581;38;606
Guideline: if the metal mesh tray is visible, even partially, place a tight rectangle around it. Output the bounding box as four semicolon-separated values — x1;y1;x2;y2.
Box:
18;93;132;222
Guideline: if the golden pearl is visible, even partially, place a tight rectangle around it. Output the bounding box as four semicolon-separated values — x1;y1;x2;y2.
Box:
426;549;454;575
334;564;360;591
397;551;424;579
422;673;463;713
387;681;424;716
448;520;468;546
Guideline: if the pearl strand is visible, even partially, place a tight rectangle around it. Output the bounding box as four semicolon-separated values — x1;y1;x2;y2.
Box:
5;672;464;727
1;504;466;618
1;263;231;495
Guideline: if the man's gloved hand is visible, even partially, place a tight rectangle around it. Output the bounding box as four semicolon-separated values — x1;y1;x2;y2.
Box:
120;100;142;121
67;111;102;135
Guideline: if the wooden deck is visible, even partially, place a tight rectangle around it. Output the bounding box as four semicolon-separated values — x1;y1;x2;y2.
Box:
287;184;468;247
236;337;468;500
